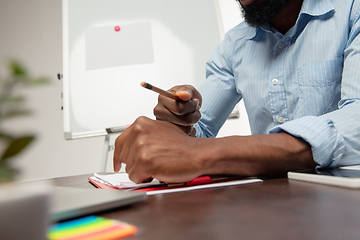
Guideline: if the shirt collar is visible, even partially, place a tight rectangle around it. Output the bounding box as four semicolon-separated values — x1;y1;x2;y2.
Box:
300;0;334;17
245;0;335;40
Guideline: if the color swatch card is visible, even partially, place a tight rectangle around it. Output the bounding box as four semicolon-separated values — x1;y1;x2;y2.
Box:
48;216;137;240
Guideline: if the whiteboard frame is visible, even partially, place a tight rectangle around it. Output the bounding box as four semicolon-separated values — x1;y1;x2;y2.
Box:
62;0;225;140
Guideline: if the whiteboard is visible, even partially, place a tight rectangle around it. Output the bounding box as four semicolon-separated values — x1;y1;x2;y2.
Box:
62;0;224;139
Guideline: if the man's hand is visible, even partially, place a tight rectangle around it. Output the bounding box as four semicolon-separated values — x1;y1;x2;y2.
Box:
113;116;316;183
113;116;204;183
154;85;202;136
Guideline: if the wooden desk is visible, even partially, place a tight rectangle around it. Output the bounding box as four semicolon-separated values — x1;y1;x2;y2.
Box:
50;174;360;240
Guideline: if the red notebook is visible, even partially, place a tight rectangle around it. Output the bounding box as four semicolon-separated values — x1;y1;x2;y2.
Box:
88;175;244;192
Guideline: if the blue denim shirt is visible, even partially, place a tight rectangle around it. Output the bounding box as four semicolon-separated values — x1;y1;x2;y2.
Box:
195;0;360;168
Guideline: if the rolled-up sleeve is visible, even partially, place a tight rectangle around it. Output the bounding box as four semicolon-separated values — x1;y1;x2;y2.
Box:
195;33;242;138
270;6;360;168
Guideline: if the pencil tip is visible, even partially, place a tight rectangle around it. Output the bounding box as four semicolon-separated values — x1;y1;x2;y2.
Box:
140;82;152;89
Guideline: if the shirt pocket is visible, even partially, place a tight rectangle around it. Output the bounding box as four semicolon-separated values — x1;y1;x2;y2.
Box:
296;57;343;116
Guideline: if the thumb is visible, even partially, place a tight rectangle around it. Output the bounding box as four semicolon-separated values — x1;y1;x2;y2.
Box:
175;87;192;101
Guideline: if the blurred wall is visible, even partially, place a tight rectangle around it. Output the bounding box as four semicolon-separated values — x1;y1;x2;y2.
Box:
0;0;249;181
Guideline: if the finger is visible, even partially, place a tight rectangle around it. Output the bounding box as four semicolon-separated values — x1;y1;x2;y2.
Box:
124;142;136;174
155;109;201;126
123;128;145;175
125;144;154;183
127;162;154;183
173;87;192;101
173;85;202;104
113;128;131;172
156;96;200;116
122;117;151;174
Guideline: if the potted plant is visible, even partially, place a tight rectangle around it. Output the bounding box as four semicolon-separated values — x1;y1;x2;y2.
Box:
0;60;49;182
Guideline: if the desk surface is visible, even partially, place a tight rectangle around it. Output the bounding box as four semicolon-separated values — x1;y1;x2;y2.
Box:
49;174;360;240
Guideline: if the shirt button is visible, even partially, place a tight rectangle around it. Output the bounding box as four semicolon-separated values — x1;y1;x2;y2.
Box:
277;117;284;124
279;43;285;49
272;79;279;85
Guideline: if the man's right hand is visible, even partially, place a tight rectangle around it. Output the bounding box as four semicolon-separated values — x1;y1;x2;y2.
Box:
154;85;202;136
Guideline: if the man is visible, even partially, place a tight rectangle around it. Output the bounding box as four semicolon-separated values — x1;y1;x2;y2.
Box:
113;0;360;183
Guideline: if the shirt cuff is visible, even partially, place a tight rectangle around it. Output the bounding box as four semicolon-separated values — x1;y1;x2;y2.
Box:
269;116;346;168
194;122;213;138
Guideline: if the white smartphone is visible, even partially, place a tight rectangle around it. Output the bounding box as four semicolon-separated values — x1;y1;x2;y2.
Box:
288;167;360;188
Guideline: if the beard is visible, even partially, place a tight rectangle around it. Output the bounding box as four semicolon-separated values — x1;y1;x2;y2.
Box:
237;0;288;27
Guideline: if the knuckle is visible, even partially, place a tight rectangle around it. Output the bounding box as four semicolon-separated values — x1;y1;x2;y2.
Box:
192;111;201;124
132;117;149;133
182;112;201;125
132;124;144;134
136;115;149;123
134;136;146;149
154;105;169;120
177;100;198;115
174;103;186;115
139;149;153;163
135;145;153;166
153;104;161;117
114;136;120;147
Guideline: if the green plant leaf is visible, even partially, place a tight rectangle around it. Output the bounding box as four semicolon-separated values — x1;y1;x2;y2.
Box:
2;109;32;119
1;135;35;162
8;60;27;77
